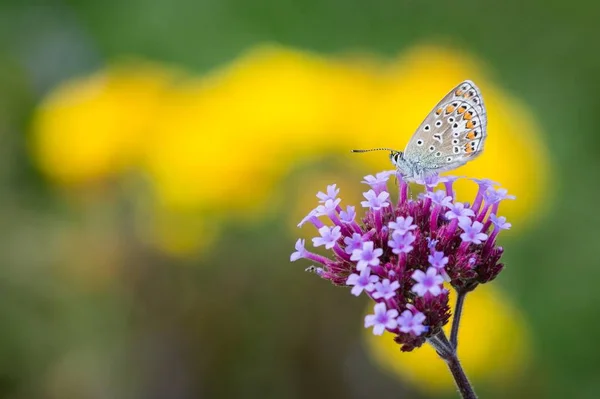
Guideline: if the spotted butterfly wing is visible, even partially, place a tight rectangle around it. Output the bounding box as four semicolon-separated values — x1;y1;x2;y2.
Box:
402;80;487;173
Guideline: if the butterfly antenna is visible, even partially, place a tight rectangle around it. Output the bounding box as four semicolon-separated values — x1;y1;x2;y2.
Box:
351;148;397;153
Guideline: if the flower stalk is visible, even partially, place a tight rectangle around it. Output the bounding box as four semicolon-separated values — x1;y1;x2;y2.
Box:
450;291;467;349
443;351;478;398
427;330;477;398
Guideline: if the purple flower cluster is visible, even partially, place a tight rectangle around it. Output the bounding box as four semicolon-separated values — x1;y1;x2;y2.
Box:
291;171;514;351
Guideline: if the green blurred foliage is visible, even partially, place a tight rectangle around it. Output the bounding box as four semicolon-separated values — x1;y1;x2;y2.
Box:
0;0;599;398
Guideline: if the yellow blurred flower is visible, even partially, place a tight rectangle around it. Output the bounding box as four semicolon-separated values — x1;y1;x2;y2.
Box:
142;47;377;213
365;285;530;394
30;44;550;254
31;60;179;184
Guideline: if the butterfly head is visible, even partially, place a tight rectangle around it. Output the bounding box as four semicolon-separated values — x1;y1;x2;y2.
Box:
352;147;405;170
389;150;402;166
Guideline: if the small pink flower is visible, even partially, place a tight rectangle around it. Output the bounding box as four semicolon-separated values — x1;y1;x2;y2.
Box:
365;303;399;335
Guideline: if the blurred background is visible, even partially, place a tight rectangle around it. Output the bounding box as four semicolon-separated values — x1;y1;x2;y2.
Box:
0;0;598;398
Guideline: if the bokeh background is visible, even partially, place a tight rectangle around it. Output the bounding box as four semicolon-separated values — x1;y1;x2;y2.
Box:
0;1;598;398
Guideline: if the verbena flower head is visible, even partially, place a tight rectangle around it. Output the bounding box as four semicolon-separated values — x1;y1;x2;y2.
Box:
291;171;513;351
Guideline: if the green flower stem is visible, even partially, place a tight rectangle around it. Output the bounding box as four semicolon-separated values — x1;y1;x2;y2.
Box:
450;291;467;349
428;330;477;399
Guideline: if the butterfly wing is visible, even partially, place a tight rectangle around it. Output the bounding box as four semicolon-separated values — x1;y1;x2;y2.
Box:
402;80;487;173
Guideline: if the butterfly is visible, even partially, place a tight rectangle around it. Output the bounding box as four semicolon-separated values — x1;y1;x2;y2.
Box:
353;80;487;180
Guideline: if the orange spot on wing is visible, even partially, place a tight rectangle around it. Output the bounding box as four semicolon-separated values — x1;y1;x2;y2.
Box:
457;106;467;114
436;108;443;115
466;121;475;129
466;131;476;140
455;89;464;96
463;113;472;120
464;144;474;154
